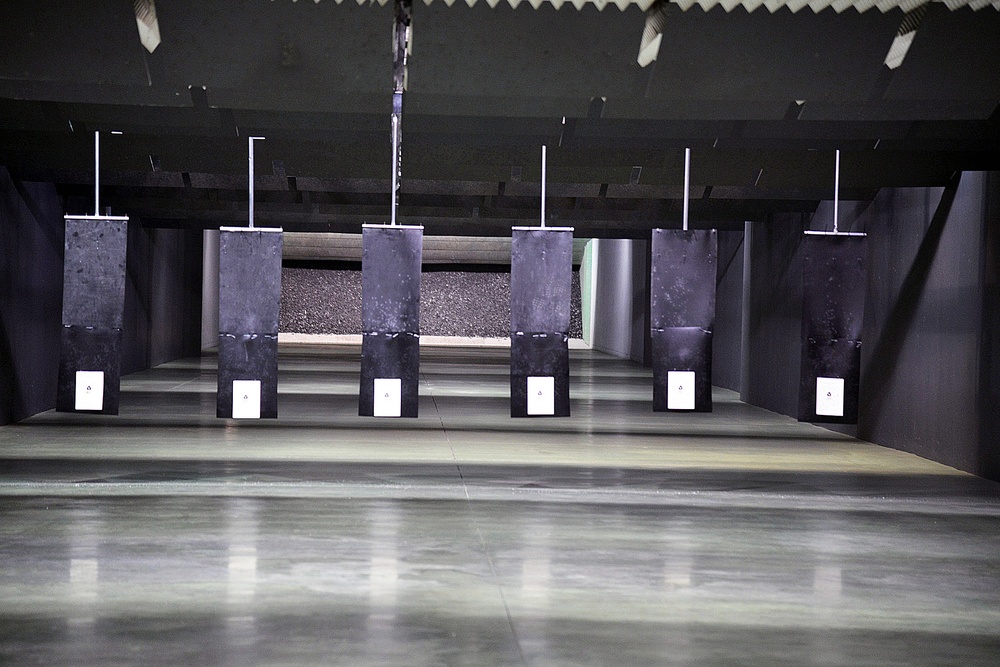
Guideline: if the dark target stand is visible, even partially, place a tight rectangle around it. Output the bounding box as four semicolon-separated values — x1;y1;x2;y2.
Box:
510;226;574;417
798;150;868;424
359;29;424;419
650;149;717;413
216;137;283;420
510;146;573;418
217;227;282;419
56;215;128;414
57;132;128;415
359;21;425;419
359;224;423;418
650;229;717;412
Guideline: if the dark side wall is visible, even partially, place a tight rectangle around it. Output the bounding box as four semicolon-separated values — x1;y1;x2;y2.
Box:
855;172;1000;479
2;167;204;424
978;172;1000;481
854;179;979;471
590;238;650;365
0;168;64;425
742;214;807;417
742;172;1000;480
712;229;745;393
123;225;204;374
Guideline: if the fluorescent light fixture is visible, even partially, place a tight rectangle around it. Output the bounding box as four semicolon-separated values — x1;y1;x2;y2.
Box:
133;0;161;54
638;1;668;67
884;4;928;70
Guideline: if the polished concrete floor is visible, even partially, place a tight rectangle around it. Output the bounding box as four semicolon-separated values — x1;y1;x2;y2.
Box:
2;345;999;666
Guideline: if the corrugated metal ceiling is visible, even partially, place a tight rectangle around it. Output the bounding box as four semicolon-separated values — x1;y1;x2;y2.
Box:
304;0;1000;13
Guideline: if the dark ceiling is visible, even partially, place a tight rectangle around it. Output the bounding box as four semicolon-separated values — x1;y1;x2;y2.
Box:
1;0;999;237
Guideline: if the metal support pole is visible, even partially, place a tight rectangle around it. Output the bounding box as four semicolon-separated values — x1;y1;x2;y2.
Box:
94;131;100;217
683;147;691;232
541;145;547;228
248;136;264;229
391;115;399;226
391;0;411;226
833;149;840;234
805;149;865;237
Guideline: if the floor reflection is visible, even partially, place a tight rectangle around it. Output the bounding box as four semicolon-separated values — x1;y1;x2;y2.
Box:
0;347;998;665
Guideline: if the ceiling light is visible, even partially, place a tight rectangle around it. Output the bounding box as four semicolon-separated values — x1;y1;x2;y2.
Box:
133;0;161;53
883;4;928;70
638;1;668;68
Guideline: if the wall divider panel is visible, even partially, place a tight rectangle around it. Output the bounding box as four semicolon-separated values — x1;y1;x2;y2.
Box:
798;234;867;424
360;224;423;418
56;215;128;415
650;229;717;412
510;227;573;418
217;227;282;419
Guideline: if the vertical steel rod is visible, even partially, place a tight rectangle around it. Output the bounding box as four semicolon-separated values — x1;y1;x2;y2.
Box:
94;131;100;217
541;145;547;228
834;149;840;234
683;147;691;232
248;136;264;229
391;115;399;226
391;0;410;228
249;137;254;229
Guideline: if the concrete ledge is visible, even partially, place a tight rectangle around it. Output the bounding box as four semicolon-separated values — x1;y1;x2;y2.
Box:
283;232;588;265
278;332;590;349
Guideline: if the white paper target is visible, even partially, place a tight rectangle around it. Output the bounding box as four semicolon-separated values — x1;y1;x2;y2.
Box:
373;378;402;417
667;370;696;410
75;371;105;411
527;376;555;415
232;380;261;419
816;377;845;417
